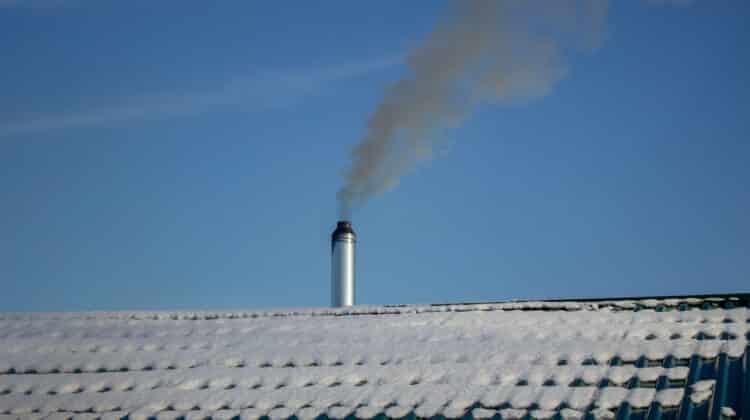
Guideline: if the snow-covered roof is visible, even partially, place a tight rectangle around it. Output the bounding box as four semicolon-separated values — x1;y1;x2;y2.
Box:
0;295;748;419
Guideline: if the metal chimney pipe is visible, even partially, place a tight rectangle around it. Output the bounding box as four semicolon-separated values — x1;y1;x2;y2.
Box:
331;220;356;307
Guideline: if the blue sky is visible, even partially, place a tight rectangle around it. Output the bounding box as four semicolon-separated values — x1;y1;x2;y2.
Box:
1;1;748;312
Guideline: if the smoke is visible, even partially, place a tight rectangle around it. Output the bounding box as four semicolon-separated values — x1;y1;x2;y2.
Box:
336;0;608;218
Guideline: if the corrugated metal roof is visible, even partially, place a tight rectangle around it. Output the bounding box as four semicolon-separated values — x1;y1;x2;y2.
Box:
0;294;747;419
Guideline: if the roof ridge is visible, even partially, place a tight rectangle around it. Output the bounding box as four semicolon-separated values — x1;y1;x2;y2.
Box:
0;293;747;321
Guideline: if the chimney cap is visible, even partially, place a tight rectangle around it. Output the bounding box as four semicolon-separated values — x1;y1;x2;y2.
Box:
333;220;355;236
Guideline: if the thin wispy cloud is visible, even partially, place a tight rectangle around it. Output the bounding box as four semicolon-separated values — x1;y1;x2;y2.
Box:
0;55;401;137
0;0;77;9
647;0;693;5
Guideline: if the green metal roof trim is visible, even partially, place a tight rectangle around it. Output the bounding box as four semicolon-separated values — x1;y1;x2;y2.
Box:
0;294;747;420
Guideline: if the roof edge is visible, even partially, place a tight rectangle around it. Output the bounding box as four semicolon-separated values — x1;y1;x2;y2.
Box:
416;291;750;307
1;292;748;321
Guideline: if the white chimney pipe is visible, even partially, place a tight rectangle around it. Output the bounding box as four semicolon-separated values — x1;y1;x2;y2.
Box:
331;221;356;307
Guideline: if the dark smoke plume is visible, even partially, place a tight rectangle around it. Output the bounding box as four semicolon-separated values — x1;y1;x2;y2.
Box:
337;0;608;218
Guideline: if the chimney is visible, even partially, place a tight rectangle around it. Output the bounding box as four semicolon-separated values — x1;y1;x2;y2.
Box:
331;221;356;307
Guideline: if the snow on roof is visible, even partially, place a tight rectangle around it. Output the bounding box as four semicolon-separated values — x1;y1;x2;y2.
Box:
0;295;747;419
